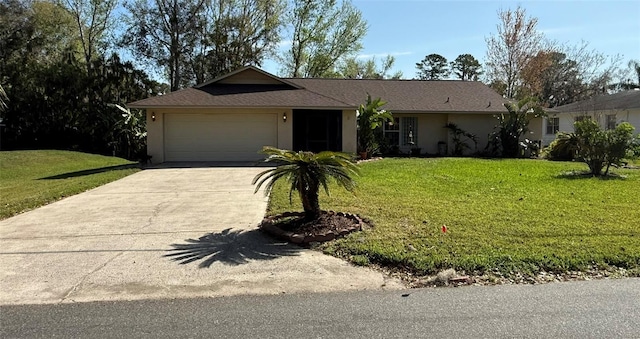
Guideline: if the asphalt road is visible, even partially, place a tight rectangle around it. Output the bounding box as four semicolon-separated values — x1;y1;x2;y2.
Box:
2;278;639;339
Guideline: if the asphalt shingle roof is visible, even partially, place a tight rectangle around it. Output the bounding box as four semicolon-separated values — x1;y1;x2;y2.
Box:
129;66;508;113
287;78;506;113
129;84;353;109
553;90;640;113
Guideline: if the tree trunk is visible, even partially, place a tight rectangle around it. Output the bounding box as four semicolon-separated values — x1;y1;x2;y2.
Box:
298;181;321;221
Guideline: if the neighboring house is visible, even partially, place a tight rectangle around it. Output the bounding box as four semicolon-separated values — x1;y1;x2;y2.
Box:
129;66;516;162
540;90;640;146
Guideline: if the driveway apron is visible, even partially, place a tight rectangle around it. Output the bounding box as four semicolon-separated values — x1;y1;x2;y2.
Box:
0;166;402;305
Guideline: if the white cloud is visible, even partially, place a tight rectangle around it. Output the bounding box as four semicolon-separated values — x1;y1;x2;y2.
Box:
539;26;581;35
356;51;413;59
277;40;292;48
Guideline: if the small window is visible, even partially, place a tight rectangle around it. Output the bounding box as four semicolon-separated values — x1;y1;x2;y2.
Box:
606;114;617;130
546;117;559;135
401;117;418;146
384;117;400;147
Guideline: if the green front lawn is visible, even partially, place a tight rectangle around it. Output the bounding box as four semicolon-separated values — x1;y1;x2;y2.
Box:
267;158;640;277
0;150;139;219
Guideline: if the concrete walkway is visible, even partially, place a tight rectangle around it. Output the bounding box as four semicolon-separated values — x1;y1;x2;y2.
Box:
0;166;403;305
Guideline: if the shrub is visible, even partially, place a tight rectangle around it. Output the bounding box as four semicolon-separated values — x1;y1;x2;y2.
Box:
573;120;635;176
545;132;579;161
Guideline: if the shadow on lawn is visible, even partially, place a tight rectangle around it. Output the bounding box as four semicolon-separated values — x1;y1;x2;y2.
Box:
554;170;626;180
39;164;139;180
164;228;301;268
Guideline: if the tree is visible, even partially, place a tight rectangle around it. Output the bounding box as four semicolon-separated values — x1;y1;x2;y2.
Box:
123;0;208;91
521;43;622;106
252;147;359;221
61;0;118;72
191;0;285;82
611;59;640;91
415;54;450;80
124;0;285;89
573;120;635;176
337;55;402;79
282;0;368;78
485;6;544;99
357;95;393;157
450;54;482;81
487;97;545;158
1;0;79;70
0;84;7;112
630;60;640;86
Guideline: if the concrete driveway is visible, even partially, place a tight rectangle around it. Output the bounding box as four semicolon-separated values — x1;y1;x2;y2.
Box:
0;165;403;305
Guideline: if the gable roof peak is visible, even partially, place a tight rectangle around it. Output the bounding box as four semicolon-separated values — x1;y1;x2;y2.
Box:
195;66;303;89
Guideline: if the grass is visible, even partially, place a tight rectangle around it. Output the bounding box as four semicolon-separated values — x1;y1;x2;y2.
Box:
0;150;139;219
267;158;640;277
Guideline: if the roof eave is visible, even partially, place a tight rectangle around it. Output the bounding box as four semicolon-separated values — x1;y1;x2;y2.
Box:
389;110;507;114
127;104;356;110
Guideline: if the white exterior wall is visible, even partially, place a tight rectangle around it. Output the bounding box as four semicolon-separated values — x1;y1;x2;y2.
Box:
542;108;640;147
621;108;640;132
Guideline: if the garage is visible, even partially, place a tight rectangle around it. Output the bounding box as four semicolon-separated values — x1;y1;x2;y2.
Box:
163;113;277;161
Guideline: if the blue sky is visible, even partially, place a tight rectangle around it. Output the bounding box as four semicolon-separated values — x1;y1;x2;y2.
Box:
264;0;640;79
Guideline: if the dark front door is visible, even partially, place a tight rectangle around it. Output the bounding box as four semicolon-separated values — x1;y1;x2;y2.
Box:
292;110;342;153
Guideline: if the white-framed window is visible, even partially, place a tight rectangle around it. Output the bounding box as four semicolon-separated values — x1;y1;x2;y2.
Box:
383;117;400;147
384;117;418;150
383;117;418;148
546;117;559;135
606;114;617;130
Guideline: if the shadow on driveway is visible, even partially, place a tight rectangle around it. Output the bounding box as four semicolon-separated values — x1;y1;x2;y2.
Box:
165;228;301;268
39;164;139;180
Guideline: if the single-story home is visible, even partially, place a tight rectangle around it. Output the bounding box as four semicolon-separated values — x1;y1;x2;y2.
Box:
129;66;524;162
540;89;640;146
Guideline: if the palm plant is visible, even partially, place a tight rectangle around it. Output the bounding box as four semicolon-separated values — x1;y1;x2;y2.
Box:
487;97;545;158
253;147;359;221
357;94;393;157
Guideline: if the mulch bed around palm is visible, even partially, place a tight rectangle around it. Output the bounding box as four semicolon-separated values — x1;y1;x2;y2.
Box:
259;211;367;244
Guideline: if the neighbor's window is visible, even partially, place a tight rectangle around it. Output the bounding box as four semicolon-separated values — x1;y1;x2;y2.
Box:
575;115;590;122
401;117;418;146
606;114;617;130
546;117;559;135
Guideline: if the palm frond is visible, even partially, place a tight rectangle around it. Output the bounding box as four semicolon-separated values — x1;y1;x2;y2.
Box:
252;147;359;212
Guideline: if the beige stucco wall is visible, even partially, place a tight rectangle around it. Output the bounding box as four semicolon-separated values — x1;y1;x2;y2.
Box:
145;108;292;163
416;114;448;154
342;109;357;153
528;116;543;144
446;114;498;155
389;113;449;154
